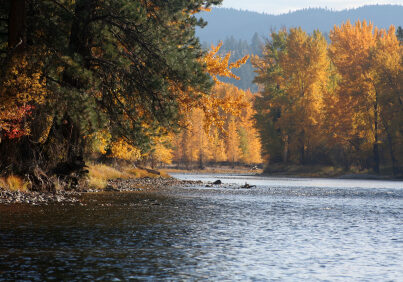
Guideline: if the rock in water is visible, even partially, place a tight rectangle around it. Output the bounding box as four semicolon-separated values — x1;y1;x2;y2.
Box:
105;185;119;192
241;183;256;189
213;180;222;185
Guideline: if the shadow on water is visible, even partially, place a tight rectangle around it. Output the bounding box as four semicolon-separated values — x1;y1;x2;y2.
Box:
1;175;402;280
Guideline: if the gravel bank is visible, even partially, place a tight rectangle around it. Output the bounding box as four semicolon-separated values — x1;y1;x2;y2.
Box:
0;177;204;205
104;177;203;192
0;189;80;205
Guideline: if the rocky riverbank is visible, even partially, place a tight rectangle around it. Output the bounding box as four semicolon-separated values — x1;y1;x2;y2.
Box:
0;177;204;205
104;177;203;192
0;189;80;205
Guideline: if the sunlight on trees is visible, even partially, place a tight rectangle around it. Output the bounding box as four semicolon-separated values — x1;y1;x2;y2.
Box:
253;21;402;174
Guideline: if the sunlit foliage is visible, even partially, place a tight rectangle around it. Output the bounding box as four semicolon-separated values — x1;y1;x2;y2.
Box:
253;22;402;174
173;84;263;167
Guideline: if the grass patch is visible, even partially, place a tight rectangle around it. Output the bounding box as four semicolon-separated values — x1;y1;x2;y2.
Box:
87;164;170;189
88;164;130;180
124;167;170;178
0;175;30;192
87;164;130;189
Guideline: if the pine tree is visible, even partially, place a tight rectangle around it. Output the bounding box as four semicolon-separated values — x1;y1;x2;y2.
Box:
0;0;222;187
397;26;403;43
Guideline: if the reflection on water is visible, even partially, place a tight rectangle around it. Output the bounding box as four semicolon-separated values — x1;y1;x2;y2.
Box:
1;175;402;280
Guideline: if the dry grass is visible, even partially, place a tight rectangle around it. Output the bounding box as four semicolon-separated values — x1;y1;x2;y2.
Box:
0;175;30;192
87;164;170;189
87;164;128;189
124;167;170;178
89;164;130;180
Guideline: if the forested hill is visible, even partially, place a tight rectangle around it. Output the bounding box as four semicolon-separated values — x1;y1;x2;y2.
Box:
197;5;403;91
197;5;403;44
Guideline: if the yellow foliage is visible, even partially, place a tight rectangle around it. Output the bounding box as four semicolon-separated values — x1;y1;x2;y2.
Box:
110;138;142;161
176;44;249;133
202;42;249;83
173;85;263;166
87;130;112;155
252;21;402;169
327;20;396;156
149;136;174;165
0;54;48;138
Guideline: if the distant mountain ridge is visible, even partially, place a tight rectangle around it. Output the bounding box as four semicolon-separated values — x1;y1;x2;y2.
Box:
196;5;403;44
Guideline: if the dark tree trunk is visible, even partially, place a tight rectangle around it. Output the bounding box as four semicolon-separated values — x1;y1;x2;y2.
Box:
199;151;204;169
383;120;399;176
386;132;399;176
8;0;25;53
283;135;288;164
373;95;380;174
0;0;91;190
300;131;305;165
300;145;305;165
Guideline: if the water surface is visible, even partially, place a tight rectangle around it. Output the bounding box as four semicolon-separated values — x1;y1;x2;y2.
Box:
1;174;402;280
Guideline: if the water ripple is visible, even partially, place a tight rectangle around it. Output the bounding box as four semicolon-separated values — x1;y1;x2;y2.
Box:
0;175;402;280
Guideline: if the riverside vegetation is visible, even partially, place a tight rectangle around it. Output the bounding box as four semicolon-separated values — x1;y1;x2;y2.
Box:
0;1;402;200
0;164;204;204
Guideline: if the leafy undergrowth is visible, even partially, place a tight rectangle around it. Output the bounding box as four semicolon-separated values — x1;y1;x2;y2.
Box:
87;164;170;190
0;175;30;192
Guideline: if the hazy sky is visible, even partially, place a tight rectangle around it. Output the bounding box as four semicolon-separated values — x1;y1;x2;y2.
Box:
220;0;403;14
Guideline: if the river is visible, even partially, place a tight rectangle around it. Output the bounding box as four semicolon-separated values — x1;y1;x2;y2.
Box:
1;174;402;281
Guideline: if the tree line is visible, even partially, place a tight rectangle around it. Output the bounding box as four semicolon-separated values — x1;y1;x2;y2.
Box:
172;83;262;168
90;43;263;169
253;21;402;175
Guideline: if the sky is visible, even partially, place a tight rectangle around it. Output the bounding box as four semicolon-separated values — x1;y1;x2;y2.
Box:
220;0;403;14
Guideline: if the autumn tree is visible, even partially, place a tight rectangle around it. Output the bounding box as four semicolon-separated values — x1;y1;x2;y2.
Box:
0;0;222;187
253;28;329;164
237;90;263;164
328;20;403;173
254;22;402;175
252;31;288;163
172;42;253;168
173;83;263;168
372;26;403;175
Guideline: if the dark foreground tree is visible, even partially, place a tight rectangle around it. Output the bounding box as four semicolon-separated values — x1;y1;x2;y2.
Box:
0;0;221;189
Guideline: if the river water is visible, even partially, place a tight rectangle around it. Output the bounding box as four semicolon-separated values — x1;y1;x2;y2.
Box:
1;174;402;281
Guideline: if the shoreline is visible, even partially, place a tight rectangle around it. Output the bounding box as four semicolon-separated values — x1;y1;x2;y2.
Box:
0;177;203;205
2;171;402;205
165;166;402;181
260;172;402;181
